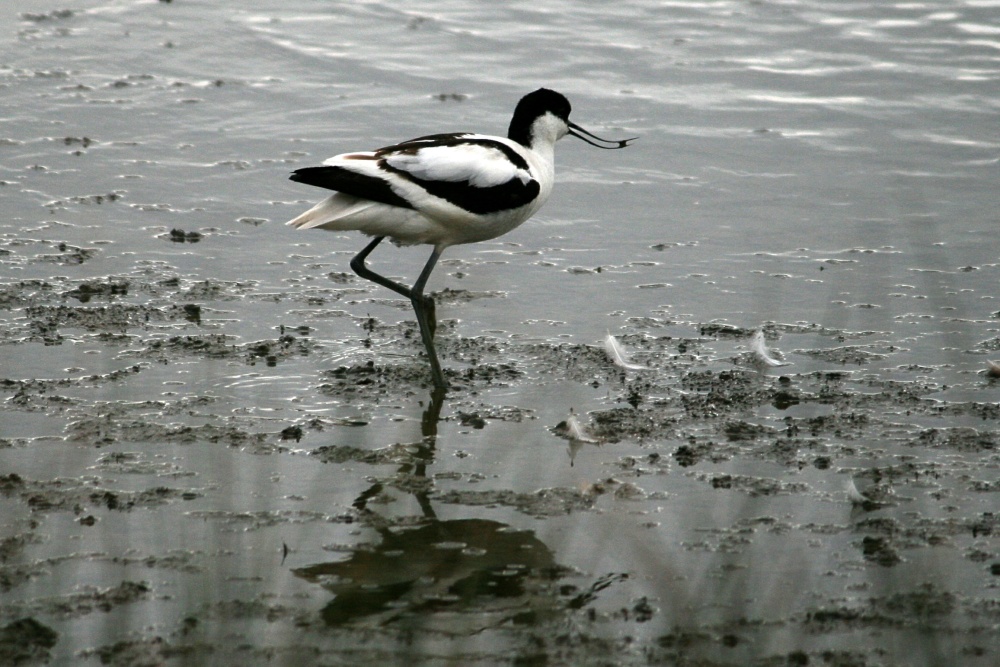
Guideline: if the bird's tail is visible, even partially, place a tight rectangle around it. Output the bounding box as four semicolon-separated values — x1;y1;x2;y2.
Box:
285;194;375;230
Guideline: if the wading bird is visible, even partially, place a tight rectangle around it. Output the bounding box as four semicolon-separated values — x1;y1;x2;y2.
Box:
286;88;634;390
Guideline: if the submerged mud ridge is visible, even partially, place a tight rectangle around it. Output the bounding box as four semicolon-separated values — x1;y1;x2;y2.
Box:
1;262;998;666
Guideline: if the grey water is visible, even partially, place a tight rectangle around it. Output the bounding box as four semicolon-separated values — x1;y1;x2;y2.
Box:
2;1;999;665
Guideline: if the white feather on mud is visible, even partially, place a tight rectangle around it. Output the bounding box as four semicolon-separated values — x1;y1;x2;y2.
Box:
566;409;598;443
750;329;789;367
604;333;646;371
845;476;868;505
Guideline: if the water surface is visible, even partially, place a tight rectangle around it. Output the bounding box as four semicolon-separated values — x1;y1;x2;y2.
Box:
2;1;998;665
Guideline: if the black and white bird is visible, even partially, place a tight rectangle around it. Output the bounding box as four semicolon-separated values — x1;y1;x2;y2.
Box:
286;88;634;391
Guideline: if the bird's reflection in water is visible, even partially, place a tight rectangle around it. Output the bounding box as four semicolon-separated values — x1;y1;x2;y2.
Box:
294;387;572;628
294;518;565;627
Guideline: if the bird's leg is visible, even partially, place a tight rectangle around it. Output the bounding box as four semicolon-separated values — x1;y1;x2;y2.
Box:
350;236;415;299
410;247;445;390
421;292;436;339
350;237;438;333
350;237;447;390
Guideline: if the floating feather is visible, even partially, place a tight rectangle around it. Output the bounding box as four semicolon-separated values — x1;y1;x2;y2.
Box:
750;329;789;367
845;476;867;505
604;333;646;371
566;408;598;443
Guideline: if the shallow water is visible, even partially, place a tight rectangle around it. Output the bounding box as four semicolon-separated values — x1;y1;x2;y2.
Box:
2;1;999;665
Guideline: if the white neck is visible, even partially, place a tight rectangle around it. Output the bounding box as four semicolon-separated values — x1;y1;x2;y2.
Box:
528;113;569;155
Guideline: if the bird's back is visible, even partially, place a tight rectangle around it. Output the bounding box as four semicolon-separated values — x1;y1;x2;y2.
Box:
286;132;555;249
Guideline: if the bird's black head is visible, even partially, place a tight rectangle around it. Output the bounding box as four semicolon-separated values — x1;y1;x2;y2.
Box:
508;88;571;147
508;88;636;150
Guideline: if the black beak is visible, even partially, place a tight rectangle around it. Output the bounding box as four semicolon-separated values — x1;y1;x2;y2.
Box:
567;121;637;149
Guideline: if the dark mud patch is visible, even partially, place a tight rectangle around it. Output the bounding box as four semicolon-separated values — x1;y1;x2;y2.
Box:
4;581;150;620
911;426;999;453
136;333;315;367
0;617;58;666
803;582;964;630
0;472;200;514
693;471;810;497
313;442;438;466
64;414;274;449
434;487;599;517
0;238;101;267
2;365;145;410
433;287;505;304
79;636;200;667
315;349;523;399
23;302;185;341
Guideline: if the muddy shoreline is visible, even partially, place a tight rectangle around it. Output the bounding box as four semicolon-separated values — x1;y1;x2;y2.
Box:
3;1;1000;663
2;263;998;666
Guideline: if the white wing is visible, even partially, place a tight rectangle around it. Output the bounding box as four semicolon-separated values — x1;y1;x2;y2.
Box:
383;142;531;188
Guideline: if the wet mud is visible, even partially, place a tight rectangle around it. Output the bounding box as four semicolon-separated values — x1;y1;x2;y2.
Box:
3;2;1000;665
2;261;998;666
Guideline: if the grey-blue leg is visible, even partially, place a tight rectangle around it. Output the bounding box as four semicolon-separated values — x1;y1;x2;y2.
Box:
409;246;444;389
350;237;447;390
350;236;411;298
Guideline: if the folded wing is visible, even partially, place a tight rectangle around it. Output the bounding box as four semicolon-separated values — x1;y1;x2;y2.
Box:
290;134;540;217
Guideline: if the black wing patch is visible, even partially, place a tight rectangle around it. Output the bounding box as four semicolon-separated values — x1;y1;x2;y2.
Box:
289;166;414;210
377;136;539;214
383;168;540;215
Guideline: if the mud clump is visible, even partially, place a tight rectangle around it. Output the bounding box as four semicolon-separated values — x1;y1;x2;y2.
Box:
137;334;313;366
698;472;809;497
3;473;200;514
434;487;599;517
912;427;998;452
0;617;58;665
167;228;202;243
64;280;129;302
23;302;210;343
